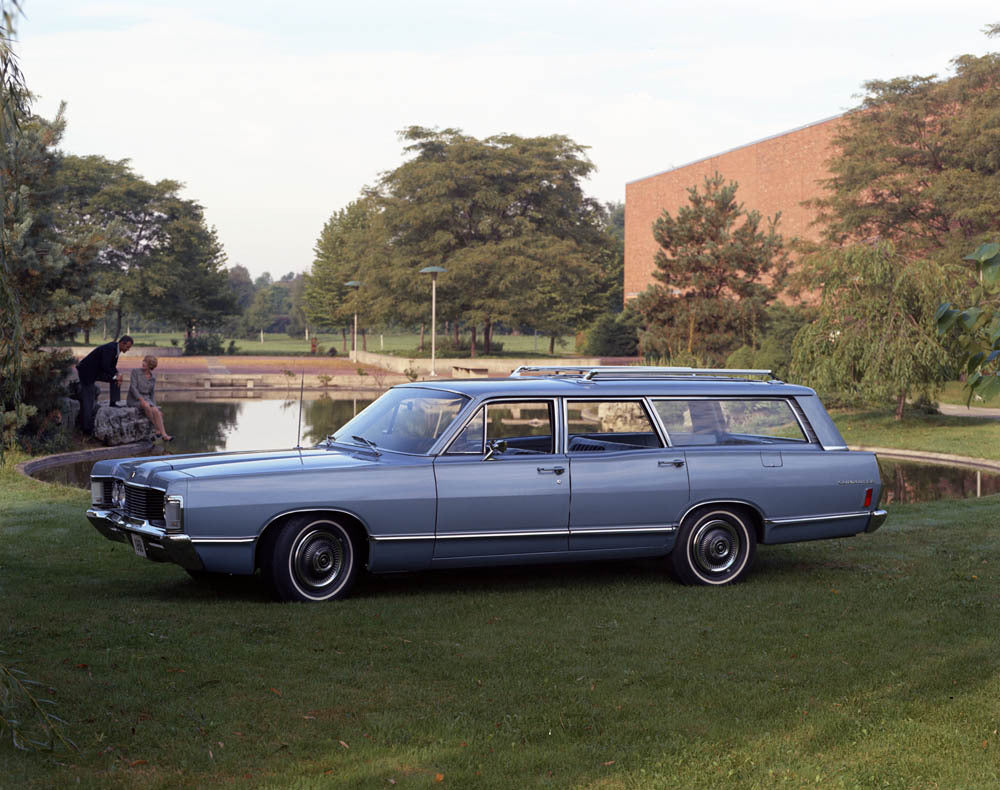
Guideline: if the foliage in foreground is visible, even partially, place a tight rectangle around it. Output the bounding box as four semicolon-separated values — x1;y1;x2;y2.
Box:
0;657;75;753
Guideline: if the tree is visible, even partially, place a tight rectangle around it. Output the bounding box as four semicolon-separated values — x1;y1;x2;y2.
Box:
376;127;608;354
791;244;950;419
636;172;788;364
815;25;1000;266
936;242;1000;401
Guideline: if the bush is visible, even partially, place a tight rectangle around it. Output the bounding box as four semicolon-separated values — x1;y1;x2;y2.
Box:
226;340;238;355
184;334;225;356
584;313;639;356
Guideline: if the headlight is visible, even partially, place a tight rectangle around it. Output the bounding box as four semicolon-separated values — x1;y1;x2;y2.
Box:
112;480;126;509
91;480;105;506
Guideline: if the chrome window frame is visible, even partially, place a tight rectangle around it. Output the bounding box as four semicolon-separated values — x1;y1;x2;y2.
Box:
648;396;816;447
441;397;561;456
561;397;667;453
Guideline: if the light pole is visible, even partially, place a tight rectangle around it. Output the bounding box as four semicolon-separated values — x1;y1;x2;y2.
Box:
419;266;446;376
345;280;361;361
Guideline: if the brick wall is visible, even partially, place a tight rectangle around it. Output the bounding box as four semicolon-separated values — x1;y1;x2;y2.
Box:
624;115;843;300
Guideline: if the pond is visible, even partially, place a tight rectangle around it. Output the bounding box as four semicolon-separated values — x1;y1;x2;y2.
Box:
29;397;1000;506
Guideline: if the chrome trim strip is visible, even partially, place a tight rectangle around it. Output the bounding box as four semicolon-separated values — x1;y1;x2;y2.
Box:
569;524;678;535
437;529;568;540
370;533;436;542
823;445;849;451
767;511;870;526
190;537;256;544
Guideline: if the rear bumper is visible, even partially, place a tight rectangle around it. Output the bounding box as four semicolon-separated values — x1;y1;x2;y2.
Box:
86;508;204;570
866;509;888;533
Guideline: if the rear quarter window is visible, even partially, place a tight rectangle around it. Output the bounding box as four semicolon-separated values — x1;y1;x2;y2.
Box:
653;398;809;446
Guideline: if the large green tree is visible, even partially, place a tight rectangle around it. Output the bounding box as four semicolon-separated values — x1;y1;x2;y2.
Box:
815;24;1000;266
375;127;609;354
636;172;788;364
792;244;950;419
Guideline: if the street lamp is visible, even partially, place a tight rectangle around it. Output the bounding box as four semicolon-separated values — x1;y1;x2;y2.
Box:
419;266;446;376
345;280;361;361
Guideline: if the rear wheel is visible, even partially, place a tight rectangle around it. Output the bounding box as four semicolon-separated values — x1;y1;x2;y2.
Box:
265;516;359;602
670;507;756;586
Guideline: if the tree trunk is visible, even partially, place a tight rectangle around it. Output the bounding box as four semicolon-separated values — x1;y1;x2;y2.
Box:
470;326;477;358
484;318;492;355
895;390;906;420
83;327;91;344
454;322;459;345
115;306;123;339
549;335;556;355
687;312;695;355
418;323;425;352
341;327;348;352
361;327;367;352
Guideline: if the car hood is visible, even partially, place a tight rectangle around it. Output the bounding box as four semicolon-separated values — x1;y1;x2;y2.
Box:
95;446;377;487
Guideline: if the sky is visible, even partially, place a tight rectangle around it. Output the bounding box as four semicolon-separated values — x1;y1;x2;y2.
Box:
16;1;1000;280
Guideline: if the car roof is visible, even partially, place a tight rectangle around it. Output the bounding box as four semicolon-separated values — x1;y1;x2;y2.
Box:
395;375;815;399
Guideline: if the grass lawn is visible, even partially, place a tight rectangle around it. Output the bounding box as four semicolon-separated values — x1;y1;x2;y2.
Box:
71;332;579;358
834;407;1000;461
4;411;1000;787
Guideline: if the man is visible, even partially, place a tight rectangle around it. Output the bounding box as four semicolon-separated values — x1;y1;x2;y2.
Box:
76;335;133;435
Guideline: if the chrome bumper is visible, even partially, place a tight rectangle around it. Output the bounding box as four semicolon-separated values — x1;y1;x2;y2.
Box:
866;509;888;533
86;508;204;570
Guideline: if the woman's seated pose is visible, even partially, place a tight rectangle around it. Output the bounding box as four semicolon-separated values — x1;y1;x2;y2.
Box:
127;355;172;441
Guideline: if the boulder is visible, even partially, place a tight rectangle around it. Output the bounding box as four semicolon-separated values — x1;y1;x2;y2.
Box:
92;405;156;445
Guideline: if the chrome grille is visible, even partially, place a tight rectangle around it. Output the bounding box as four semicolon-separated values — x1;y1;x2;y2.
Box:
124;484;165;522
101;479;113;503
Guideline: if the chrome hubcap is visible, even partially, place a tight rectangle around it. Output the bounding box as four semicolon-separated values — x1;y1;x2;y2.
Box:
691;519;740;575
292;528;344;591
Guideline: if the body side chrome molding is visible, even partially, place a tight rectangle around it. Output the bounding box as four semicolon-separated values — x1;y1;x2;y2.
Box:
767;510;872;526
569;524;678;535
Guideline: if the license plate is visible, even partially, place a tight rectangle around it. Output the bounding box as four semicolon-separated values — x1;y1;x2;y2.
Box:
130;534;147;558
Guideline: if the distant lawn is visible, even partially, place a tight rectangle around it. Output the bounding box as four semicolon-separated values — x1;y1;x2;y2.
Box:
5;407;1000;786
938;380;1000;407
833;407;1000;461
70;332;580;358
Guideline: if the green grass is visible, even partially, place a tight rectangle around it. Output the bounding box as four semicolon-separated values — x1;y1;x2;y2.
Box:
5;433;1000;787
70;332;580;358
938;380;1000;407
834;407;1000;460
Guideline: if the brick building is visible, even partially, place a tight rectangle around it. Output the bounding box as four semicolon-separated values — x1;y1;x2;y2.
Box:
623;115;843;300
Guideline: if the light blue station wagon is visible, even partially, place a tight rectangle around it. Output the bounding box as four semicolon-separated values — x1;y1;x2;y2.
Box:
86;366;887;601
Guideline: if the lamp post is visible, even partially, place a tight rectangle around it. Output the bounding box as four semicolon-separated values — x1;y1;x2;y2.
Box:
345;280;361;361
419;266;446;376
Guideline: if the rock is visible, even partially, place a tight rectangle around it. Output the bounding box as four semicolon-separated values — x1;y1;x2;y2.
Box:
92;405;156;445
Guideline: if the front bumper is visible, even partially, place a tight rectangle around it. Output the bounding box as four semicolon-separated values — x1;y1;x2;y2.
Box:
866;509;888;533
86;508;204;570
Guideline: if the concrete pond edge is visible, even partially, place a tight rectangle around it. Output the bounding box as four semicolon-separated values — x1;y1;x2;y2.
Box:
16;441;155;481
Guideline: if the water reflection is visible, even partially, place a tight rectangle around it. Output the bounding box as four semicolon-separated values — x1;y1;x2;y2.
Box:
877;457;1000;504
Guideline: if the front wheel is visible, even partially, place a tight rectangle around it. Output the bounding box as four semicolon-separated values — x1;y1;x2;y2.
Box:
670;507;756;586
265;516;359;602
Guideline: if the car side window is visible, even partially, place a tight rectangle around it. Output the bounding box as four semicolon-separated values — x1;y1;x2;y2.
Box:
567;400;663;453
448;401;555;455
653;399;809;446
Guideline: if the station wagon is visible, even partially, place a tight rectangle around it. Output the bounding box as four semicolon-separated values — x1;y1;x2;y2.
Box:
86;366;887;601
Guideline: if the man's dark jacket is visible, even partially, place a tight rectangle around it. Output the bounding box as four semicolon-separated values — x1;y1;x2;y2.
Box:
76;340;120;383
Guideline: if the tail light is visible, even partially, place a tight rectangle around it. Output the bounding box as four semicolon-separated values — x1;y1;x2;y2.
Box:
864;488;873;508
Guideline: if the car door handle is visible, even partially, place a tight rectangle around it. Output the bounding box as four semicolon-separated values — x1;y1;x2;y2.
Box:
659;459;685;468
537;466;565;475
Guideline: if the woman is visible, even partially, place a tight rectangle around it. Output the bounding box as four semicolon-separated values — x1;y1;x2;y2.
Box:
127;355;172;441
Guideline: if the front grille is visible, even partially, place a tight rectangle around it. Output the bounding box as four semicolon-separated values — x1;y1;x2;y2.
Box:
125;484;165;522
101;480;113;503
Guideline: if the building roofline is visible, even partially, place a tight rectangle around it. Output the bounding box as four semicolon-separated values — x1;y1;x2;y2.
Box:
625;113;845;187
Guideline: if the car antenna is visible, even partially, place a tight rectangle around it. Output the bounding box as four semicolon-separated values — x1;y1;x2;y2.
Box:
295;370;305;449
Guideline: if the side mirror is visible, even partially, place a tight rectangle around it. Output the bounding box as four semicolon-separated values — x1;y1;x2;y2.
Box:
483;439;507;461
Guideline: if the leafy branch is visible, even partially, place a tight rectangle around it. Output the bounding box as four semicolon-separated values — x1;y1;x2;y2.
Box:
0;657;76;752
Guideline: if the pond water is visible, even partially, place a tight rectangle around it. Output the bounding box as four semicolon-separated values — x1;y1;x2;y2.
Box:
30;396;1000;505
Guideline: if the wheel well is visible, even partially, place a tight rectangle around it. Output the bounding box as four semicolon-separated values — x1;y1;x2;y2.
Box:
684;502;764;544
255;510;371;571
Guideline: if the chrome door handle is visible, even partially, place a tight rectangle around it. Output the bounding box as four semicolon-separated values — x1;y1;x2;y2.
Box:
659;459;685;468
537;466;565;475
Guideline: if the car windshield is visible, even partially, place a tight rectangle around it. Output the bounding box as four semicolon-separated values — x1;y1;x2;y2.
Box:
329;387;469;454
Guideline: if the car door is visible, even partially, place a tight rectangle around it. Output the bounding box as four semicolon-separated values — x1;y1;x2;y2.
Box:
566;398;690;552
652;397;875;542
432;399;570;562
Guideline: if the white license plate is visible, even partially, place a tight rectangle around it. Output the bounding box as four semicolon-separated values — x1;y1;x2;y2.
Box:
130;534;147;558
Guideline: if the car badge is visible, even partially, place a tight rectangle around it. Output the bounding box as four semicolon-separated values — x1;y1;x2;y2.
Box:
129;470;136;480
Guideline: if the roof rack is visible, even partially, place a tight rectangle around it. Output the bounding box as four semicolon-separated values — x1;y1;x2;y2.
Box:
510;365;774;381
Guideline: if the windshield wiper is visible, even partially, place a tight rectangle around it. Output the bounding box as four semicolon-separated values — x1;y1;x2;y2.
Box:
351;435;381;455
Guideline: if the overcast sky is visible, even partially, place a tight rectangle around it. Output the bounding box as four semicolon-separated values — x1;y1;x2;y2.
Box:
17;1;999;280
